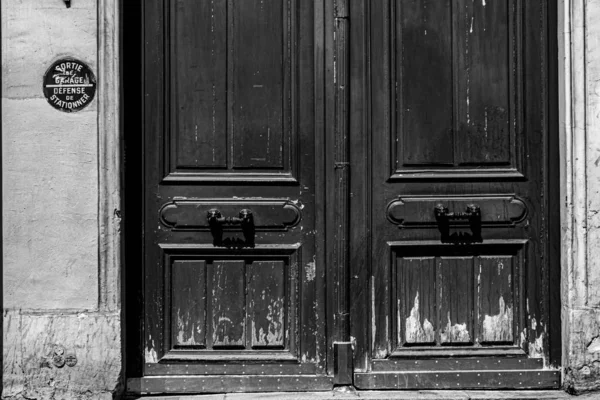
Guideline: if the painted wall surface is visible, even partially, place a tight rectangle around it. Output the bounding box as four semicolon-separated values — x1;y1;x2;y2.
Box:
2;1;121;399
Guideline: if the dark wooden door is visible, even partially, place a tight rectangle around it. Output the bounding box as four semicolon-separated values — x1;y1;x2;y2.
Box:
138;0;329;394
350;0;560;389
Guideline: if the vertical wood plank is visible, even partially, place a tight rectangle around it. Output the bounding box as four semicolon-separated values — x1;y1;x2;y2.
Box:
173;0;227;168
399;257;436;345
477;256;514;344
455;0;511;165
333;0;351;351
369;0;391;360
171;260;206;348
231;0;285;169
439;257;473;344
211;260;245;348
247;261;286;348
398;0;453;166
144;0;166;366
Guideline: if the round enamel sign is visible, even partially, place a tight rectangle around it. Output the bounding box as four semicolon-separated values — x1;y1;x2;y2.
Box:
43;58;96;112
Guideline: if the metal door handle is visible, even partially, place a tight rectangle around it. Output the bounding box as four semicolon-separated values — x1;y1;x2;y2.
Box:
434;204;480;220
207;209;253;226
206;209;254;247
434;204;482;243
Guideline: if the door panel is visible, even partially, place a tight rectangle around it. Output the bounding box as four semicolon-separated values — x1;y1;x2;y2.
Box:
139;0;329;393
392;241;524;353
390;0;522;178
165;0;297;182
352;0;559;389
156;247;299;361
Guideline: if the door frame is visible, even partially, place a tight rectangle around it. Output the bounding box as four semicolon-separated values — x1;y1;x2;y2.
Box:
106;0;575;392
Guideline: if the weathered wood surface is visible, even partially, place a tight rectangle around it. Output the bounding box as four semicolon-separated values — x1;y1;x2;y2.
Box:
354;370;560;390
358;0;557;387
129;0;560;393
130;375;334;394
138;0;326;390
371;357;543;371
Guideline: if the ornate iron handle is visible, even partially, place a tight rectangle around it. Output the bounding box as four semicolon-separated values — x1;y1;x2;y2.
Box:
434;204;482;243
207;209;253;226
206;209;254;247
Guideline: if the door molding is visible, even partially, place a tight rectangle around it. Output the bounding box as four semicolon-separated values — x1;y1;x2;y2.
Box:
558;0;592;391
98;0;121;314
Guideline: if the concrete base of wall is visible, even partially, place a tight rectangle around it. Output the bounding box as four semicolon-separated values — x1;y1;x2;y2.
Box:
2;309;122;400
563;309;600;393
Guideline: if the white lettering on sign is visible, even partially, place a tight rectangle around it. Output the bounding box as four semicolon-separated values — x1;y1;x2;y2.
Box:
43;58;96;113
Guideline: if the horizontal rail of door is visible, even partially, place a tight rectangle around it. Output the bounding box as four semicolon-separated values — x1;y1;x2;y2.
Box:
371;357;543;371
128;376;334;395
355;370;560;390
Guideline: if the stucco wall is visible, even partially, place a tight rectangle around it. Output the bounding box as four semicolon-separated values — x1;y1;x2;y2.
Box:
560;0;600;393
2;1;121;399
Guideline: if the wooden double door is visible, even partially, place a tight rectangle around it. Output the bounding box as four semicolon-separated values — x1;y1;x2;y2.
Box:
125;0;560;394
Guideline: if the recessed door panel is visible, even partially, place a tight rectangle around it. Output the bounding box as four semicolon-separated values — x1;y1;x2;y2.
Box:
389;0;522;179
165;0;298;183
392;242;524;354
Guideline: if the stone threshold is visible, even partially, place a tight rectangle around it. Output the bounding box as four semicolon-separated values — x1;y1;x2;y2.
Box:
132;390;600;400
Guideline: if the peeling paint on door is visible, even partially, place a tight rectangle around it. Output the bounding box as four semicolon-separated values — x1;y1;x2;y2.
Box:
176;308;201;346
305;257;316;282
252;297;284;347
405;291;435;343
529;332;545;359
481;295;513;342
145;335;158;363
440;312;470;343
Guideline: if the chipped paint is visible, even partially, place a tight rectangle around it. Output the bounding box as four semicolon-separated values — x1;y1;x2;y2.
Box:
405;291;435;343
371;278;376;352
252;298;284;346
481;295;513;342
305;257;316;282
145;335;158;363
213;316;244;347
529;332;545;359
176;309;200;346
375;347;388;359
441;312;470;343
289;199;305;209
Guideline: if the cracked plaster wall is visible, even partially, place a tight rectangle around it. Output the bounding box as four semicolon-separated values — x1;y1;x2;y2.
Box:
562;0;600;393
2;1;121;399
